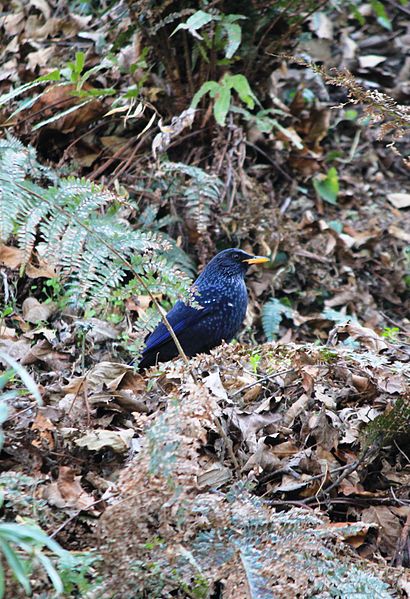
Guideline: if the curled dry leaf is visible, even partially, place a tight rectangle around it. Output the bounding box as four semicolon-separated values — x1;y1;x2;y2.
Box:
203;370;228;400
197;464;232;489
152;107;196;157
42;466;96;512
387;193;410;209
22;297;55;324
75;429;134;453
328;322;388;352
31;411;55;449
86;361;135;390
361;506;403;556
0;244;25;269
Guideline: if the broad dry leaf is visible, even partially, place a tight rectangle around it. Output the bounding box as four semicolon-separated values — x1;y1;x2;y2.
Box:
387;193;410;209
42;466;95;511
228;409;281;451
242;436;281;473
86;362;134;390
361;506;402;556
282;393;310;427
197;464;232;489
22;297;55;323
328;322;388;352
75;429;134;453
0;338;31;361
0;244;25;269
21;339;69;369
26;260;57;278
203;370;228;400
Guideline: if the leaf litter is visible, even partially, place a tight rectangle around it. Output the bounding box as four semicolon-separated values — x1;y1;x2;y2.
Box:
1;0;410;595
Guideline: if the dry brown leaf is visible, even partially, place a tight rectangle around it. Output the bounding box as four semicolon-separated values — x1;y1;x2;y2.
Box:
361;506;402;556
3;12;25;35
0;327;16;339
282;394;310;427
328;521;372;548
22;297;55;323
270;440;299;458
21;339;69;369
388;224;410;244
0;338;31;361
197;464;232;489
0;244;25;269
31;411;55;449
62;376;86;395
328;322;388;352
43;466;96;512
26;260;57;278
26;47;55;70
86;362;134;390
228;409;281;451
387;193;410;209
203;370;228;400
75;429;134;453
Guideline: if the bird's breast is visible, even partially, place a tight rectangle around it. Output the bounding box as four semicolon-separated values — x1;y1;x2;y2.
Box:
196;279;247;343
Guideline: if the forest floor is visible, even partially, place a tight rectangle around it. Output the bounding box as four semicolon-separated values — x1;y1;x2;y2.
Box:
0;1;410;597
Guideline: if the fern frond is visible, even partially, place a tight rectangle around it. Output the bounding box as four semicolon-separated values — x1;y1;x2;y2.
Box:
0;137;191;307
261;298;292;341
160;161;223;234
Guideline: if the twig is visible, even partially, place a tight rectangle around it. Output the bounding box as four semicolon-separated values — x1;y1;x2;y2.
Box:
301;445;375;505
266;496;403;508
259;460;356;488
88;136;137;180
394;440;410;465
245;141;293;181
0;269;9;304
107;134;147;185
380;311;409;333
230;368;294;397
11;180;197;382
49;493;114;539
392;508;410;567
215;416;240;472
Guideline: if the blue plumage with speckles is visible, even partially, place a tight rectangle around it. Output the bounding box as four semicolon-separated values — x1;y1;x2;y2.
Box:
139;248;268;370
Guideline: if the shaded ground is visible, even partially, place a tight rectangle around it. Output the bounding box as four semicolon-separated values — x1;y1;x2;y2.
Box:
0;0;409;596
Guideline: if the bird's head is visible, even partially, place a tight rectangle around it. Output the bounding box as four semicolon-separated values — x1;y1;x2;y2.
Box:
202;248;269;279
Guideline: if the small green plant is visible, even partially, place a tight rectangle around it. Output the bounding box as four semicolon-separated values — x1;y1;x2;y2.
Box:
249;349;262;374
0;136;191;310
191;73;257;126
350;0;393;31
0;358;73;598
313;167;339;205
58;549;101;596
173;10;246;61
0;48;150;132
0;518;76;598
317;347;338;363
232;106;304;148
381;326;400;342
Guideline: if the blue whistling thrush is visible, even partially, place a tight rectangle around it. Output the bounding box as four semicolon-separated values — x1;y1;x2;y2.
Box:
139;248;269;370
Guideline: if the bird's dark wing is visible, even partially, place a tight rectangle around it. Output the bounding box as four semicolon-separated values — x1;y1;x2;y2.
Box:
142;299;211;355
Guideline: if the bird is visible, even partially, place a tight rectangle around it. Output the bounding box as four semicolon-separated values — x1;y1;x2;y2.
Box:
139;248;269;370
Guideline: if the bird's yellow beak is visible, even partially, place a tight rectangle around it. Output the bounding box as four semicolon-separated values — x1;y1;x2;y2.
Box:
243;256;270;265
